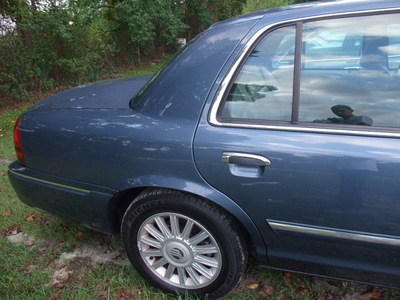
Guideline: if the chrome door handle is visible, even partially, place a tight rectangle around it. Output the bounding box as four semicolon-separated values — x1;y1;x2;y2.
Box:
221;152;271;167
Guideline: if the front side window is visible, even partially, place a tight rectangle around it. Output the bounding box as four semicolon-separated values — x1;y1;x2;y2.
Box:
218;12;400;129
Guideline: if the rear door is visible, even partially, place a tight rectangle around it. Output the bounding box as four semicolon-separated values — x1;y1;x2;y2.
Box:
194;11;400;286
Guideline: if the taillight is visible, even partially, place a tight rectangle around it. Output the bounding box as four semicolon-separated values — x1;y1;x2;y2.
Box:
13;115;26;166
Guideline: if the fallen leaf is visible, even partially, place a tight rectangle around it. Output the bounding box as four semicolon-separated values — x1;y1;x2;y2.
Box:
26;213;36;221
74;231;83;238
3;210;12;216
25;261;37;271
284;272;292;283
50;290;62;300
361;286;382;300
1;171;6;176
46;258;55;267
116;289;128;299
260;285;276;296
38;218;51;225
53;282;65;289
1;224;21;236
297;286;309;295
246;283;260;290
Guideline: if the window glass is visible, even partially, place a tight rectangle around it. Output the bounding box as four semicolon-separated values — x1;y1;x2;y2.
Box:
303;28;362;69
300;14;400;128
388;24;400;69
220;26;295;121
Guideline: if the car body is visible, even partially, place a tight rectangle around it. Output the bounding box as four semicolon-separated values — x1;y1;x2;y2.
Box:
8;0;400;298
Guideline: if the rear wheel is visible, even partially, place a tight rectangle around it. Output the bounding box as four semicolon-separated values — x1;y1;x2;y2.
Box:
121;189;248;299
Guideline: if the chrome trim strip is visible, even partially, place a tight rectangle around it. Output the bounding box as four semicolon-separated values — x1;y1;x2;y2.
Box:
209;7;400;139
9;169;90;194
268;220;400;247
221;152;271;166
215;123;400;138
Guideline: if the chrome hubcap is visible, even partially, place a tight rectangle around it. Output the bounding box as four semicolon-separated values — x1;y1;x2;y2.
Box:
137;213;222;289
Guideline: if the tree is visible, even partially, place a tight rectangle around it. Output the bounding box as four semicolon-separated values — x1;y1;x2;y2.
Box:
243;0;314;13
0;0;37;49
115;0;188;62
0;0;250;101
179;0;246;40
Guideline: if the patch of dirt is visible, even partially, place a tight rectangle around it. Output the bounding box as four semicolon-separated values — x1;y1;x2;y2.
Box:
48;243;130;287
7;232;35;246
0;158;12;166
58;243;129;267
6;231;130;289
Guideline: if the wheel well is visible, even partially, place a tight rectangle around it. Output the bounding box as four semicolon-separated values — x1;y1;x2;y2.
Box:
110;187;146;232
111;187;255;255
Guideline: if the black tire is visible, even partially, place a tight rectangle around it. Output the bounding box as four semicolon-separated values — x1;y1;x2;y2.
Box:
121;188;248;299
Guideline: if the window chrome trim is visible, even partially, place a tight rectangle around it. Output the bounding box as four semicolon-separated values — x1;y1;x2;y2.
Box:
268;220;400;247
211;122;400;138
209;7;400;139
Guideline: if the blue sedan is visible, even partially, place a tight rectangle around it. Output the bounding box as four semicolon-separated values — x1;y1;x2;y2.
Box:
8;0;400;298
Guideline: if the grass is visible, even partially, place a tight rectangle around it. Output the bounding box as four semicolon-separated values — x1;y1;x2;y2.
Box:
117;56;171;78
1;58;400;300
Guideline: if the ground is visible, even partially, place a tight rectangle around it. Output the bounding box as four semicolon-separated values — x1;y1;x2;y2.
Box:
4;228;396;300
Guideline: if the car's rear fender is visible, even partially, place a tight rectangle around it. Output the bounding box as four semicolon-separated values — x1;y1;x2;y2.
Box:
111;178;269;264
8;162;119;234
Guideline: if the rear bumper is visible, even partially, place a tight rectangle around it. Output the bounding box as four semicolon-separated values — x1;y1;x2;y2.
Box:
8;162;119;234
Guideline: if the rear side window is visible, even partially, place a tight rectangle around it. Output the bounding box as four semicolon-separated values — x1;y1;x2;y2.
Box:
219;12;400;129
220;26;295;122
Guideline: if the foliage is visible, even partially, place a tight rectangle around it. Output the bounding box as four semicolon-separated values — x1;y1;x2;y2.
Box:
0;1;116;103
243;0;315;13
179;0;246;39
115;0;188;62
0;0;246;105
243;0;287;12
